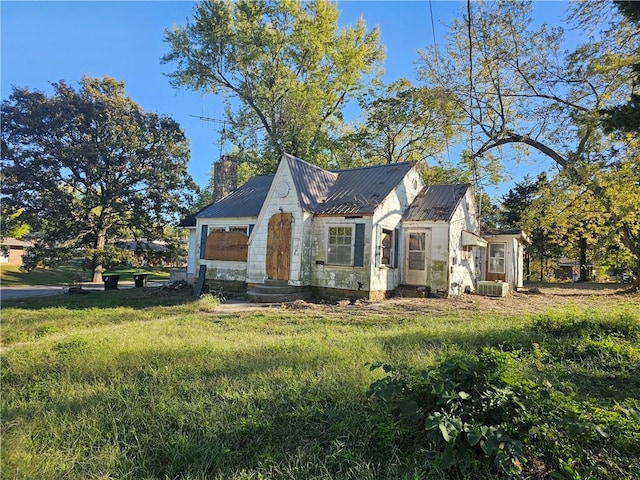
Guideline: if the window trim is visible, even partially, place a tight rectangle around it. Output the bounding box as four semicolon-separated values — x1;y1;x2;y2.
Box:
488;242;506;274
380;228;394;267
326;225;354;266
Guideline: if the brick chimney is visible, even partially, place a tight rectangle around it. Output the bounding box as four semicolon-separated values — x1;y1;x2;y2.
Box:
213;155;237;201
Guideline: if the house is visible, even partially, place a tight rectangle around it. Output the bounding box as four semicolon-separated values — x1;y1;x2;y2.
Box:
180;154;527;299
481;229;531;291
0;237;32;266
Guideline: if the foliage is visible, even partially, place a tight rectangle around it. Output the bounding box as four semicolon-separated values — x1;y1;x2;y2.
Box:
163;0;384;173
419;0;640;281
368;309;640;479
368;349;529;475
335;79;461;167
0;204;29;241
1;76;197;282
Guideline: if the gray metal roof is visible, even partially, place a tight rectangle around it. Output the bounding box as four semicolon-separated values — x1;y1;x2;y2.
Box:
196;175;274;219
285;154;337;212
403;184;471;221
318;162;415;215
189;155;417;220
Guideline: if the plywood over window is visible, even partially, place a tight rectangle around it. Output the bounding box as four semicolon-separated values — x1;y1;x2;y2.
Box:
205;231;248;261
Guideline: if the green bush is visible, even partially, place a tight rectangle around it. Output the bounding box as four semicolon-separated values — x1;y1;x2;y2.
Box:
368;348;529;475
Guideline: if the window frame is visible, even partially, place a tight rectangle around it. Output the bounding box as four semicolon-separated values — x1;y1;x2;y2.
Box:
326;225;354;266
380;228;394;267
488;243;506;274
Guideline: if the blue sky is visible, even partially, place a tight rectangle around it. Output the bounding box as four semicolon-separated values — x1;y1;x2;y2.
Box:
2;1;569;198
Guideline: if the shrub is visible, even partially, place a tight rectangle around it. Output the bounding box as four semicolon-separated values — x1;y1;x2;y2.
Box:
367;348;528;475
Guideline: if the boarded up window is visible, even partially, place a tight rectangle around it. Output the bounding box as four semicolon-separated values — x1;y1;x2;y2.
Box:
205;231;249;261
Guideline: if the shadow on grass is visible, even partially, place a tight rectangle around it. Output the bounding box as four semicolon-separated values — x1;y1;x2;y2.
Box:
2;342;430;479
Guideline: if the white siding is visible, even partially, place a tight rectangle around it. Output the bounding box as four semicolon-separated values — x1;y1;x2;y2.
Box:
448;189;481;295
311;216;372;291
246;160;306;285
369;167;425;292
401;187;482;296
186;228;197;277
481;234;526;291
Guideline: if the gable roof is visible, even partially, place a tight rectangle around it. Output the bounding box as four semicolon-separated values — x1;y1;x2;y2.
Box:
284;154;414;215
404;184;471;221
317;162;415;215
285;154;337;212
189;155;416;221
195;175;274;219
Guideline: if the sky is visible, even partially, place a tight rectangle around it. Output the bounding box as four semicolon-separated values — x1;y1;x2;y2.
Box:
1;1;570;199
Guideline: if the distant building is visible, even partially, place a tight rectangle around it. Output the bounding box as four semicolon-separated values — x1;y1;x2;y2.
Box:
0;237;32;266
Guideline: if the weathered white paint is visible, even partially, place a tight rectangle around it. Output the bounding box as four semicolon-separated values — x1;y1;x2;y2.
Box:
186;228;197;278
247;160;305;285
401;186;482;296
368;166;425;293
311;215;372;291
447;188;482;295
481;233;528;291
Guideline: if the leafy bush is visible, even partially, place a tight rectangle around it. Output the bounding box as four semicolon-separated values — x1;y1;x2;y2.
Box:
368;348;529;475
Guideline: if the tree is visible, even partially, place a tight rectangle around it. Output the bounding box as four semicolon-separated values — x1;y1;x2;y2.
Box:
336;79;460;166
1;76;196;282
163;0;384;174
419;0;640;283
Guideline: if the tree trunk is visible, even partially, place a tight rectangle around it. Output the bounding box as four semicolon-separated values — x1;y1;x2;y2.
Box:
91;227;108;283
578;236;588;282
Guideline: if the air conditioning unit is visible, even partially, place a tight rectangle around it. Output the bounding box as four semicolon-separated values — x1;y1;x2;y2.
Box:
477;281;509;297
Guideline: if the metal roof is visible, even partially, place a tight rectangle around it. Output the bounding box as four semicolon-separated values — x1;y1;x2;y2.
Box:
317;162;414;215
285;154;337;212
403;184;471;221
195;175;274;219
187;155;416;220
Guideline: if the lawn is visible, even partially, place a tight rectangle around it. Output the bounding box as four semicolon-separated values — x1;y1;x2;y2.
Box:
1;287;639;479
0;264;171;286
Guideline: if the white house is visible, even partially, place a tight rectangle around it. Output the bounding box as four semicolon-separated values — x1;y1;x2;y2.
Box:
180;154;527;300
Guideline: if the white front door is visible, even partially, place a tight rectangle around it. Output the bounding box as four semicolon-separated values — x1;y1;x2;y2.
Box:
404;229;430;285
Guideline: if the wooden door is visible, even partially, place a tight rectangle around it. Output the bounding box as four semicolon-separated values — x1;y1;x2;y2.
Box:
404;229;430;285
266;212;292;280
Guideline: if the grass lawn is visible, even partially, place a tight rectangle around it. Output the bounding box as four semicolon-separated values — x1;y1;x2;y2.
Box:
0;264;171;286
1;288;639;479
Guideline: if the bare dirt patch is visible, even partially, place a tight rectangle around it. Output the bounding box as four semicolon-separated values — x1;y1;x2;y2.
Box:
215;283;639;316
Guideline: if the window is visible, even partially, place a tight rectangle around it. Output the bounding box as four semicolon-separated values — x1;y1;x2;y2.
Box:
381;229;393;267
489;243;506;273
229;226;248;234
328;226;353;265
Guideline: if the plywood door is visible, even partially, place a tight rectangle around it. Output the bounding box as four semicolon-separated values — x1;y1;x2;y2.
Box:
266;212;292;280
404;229;430;285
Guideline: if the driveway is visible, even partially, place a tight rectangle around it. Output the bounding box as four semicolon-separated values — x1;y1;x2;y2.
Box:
0;282;138;301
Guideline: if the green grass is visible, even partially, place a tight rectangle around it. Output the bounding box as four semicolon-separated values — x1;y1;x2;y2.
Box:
1;290;639;479
0;264;171;286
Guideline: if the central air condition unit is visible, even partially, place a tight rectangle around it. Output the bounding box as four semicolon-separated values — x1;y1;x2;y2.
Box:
477;281;509;297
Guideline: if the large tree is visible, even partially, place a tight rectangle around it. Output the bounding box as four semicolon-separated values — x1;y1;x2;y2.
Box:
1;76;196;282
335;79;461;167
419;0;640;283
162;0;384;173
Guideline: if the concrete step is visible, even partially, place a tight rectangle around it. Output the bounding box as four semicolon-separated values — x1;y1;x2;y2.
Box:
395;285;428;298
247;283;312;303
247;290;313;303
252;284;302;294
264;279;289;287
